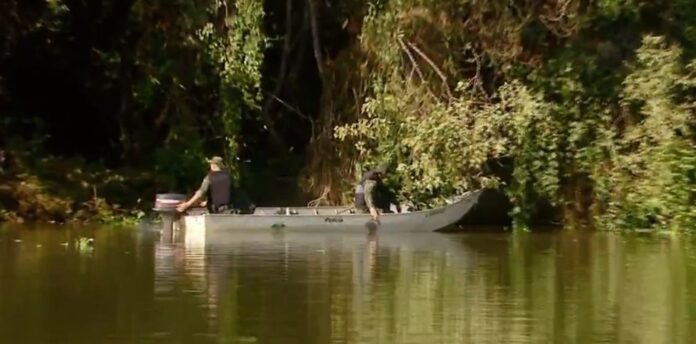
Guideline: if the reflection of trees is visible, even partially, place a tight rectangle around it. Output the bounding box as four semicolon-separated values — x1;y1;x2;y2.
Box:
1;228;695;342
151;240;219;341
157;231;696;343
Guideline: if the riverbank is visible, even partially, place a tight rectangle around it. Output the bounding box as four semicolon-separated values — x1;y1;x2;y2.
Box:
0;152;530;228
0;150;154;225
0;148;685;232
0;151;619;230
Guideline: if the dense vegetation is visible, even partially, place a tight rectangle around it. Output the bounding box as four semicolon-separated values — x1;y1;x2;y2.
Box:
1;0;694;230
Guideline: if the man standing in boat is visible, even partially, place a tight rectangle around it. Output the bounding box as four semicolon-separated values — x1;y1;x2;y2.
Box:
177;156;233;214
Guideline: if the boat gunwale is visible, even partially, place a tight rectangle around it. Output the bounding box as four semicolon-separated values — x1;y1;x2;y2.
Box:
199;190;481;218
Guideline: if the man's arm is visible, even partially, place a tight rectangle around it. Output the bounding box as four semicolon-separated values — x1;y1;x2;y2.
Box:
364;180;379;220
177;176;209;211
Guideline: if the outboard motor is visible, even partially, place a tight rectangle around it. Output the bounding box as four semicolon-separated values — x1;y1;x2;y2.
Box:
153;193;187;240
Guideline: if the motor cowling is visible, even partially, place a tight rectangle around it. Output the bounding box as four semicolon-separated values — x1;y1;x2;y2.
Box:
153;193;187;241
153;193;187;213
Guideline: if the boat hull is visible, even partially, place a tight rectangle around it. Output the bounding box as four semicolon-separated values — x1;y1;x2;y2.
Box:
177;190;482;240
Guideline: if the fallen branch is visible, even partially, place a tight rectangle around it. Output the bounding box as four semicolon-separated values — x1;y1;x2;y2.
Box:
398;37;425;82
269;93;316;137
397;37;438;100
407;41;453;99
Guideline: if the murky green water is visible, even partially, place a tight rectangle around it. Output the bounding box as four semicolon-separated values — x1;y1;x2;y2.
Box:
1;225;695;343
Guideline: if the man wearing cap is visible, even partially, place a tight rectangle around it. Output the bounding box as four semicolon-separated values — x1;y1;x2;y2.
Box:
177;156;233;214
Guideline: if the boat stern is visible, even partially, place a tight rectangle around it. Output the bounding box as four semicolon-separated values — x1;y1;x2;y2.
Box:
152;193;187;239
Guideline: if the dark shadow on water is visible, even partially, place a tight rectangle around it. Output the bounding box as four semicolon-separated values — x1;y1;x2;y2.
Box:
457;188;563;227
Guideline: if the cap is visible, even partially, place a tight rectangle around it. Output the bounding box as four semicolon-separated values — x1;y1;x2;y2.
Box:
207;156;225;168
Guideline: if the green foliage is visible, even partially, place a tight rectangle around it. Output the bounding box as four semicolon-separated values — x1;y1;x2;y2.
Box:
332;0;696;231
336;78;556;210
0;151;153;224
595;36;696;231
0;0;267;224
335;0;571;215
502;83;561;228
198;0;265;109
9;174;74;222
4;0;696;231
198;0;266;163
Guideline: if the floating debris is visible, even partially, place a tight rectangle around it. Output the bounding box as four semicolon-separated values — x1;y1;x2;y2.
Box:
77;237;95;251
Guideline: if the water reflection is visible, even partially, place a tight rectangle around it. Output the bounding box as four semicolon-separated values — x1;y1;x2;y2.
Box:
1;225;695;343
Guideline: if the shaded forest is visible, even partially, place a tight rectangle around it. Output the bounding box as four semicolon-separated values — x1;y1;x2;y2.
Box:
1;0;695;230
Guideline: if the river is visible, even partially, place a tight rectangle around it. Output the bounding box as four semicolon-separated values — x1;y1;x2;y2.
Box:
0;225;695;343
